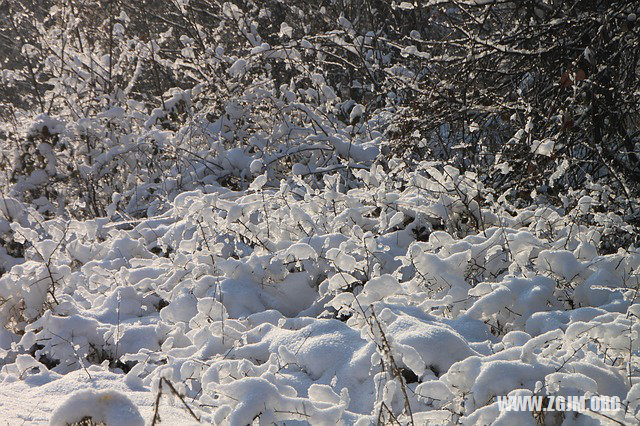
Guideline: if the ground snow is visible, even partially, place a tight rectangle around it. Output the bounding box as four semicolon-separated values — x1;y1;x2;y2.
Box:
0;368;196;425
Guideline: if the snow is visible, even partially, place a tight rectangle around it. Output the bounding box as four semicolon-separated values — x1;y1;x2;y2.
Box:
1;5;640;424
531;138;555;156
1;164;639;424
49;389;144;426
228;58;247;77
0;368;196;425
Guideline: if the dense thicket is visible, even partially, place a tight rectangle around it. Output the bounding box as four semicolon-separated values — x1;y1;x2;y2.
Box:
2;0;639;218
396;1;640;203
1;0;639;288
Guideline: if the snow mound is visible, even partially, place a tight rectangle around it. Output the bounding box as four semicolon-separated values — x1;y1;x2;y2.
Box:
49;389;144;426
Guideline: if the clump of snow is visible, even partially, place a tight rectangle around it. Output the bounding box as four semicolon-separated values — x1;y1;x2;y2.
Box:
49;389;144;426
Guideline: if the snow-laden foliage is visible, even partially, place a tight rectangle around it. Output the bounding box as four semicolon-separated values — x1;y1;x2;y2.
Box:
1;161;639;424
0;0;389;222
2;0;640;424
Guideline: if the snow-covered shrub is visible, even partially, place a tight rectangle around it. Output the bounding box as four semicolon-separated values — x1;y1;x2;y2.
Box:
0;158;637;423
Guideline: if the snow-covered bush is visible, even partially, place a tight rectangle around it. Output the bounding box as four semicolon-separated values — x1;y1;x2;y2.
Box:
0;160;637;424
